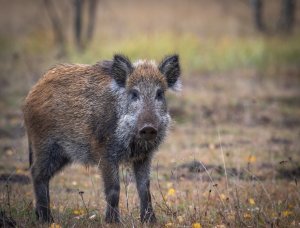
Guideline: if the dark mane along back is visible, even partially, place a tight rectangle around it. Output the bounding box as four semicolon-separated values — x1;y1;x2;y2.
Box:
95;60;113;76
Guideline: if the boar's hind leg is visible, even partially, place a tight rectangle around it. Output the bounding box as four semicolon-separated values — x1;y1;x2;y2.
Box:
31;142;70;223
133;158;156;223
101;161;120;223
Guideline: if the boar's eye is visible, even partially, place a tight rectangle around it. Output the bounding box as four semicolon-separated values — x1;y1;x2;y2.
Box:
129;89;140;101
156;89;164;101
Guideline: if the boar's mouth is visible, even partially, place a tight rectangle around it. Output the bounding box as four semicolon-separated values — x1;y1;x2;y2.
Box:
130;135;160;156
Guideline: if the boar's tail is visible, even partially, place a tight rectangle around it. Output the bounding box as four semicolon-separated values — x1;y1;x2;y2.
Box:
28;141;33;168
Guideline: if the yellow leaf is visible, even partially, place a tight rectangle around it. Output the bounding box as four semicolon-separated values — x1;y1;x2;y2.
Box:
248;198;255;205
192;223;202;228
220;194;226;200
16;168;26;174
165;222;174;227
228;212;235;220
247;155;256;163
282;210;293;217
271;212;277;219
73;209;85;215
165;188;176;198
243;213;252;219
50;223;62;228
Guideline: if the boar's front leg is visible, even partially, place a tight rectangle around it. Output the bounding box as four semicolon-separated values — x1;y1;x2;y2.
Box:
101;161;120;223
133;157;156;223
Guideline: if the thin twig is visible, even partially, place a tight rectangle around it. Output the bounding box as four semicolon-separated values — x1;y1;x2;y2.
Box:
78;191;89;216
6;183;12;217
217;127;229;193
155;162;175;216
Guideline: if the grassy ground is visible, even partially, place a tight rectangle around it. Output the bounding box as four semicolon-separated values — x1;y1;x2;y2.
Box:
1;63;299;227
1;0;300;227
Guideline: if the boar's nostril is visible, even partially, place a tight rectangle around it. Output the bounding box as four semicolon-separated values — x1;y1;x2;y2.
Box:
139;126;158;140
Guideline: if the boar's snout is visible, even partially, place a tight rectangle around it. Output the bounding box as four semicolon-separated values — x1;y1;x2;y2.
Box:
139;125;158;141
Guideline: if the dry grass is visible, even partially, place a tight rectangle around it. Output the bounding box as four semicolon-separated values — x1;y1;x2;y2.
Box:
1;68;300;227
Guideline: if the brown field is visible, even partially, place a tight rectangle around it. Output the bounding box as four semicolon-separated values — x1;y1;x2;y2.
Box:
0;0;300;227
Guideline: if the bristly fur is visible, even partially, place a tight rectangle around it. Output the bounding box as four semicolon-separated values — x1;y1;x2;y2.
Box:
133;59;157;67
23;54;181;224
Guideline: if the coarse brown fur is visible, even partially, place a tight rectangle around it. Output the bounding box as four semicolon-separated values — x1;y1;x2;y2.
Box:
127;62;168;90
24;63;115;164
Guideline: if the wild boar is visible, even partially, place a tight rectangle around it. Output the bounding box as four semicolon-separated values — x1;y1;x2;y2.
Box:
23;54;181;223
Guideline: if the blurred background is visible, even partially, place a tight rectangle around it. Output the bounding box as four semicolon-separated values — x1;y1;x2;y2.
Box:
0;0;300;227
0;0;299;97
0;0;299;111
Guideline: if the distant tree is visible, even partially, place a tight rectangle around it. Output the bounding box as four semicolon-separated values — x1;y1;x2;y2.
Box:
250;0;296;34
44;0;66;56
44;0;99;55
74;0;98;51
86;0;98;44
250;0;264;31
74;0;83;50
278;0;296;32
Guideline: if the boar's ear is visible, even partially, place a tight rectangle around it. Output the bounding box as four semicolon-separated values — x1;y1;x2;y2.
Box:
158;55;181;91
111;54;133;87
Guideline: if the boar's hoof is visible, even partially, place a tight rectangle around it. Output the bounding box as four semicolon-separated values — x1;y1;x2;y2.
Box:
105;209;120;223
35;208;53;223
141;212;157;223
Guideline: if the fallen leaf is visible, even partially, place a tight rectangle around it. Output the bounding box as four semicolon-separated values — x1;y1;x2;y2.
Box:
214;225;226;228
243;213;252;219
282;210;293;217
165;188;176;198
16;168;26;174
165;222;173;227
192;223;202;228
73;209;85;215
248;198;255;205
177;215;184;223
166;182;173;188
220;194;226;200
50;223;62;228
247;155;256;163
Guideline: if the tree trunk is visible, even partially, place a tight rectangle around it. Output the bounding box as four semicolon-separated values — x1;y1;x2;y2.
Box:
74;0;83;51
44;0;66;56
279;0;296;32
250;0;264;31
86;0;98;44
